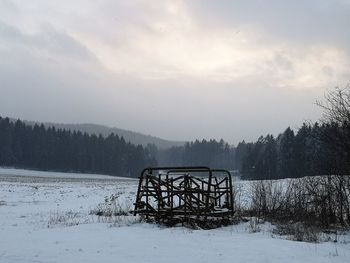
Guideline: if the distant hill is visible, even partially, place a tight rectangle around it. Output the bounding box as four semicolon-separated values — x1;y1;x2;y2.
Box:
10;119;185;149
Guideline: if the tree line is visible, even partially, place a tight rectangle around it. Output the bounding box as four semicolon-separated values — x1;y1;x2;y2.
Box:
155;121;350;180
236;85;350;179
156;139;235;170
1;85;349;179
0;117;156;177
236;122;350;179
1;117;348;179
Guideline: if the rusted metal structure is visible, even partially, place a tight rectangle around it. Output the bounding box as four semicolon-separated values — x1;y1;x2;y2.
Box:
134;166;234;228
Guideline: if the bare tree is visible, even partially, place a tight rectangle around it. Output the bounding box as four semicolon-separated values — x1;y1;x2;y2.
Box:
316;84;350;173
316;84;350;125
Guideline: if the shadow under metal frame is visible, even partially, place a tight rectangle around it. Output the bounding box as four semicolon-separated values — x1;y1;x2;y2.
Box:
133;166;234;227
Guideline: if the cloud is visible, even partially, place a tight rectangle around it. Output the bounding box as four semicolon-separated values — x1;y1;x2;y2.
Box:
0;21;97;64
188;0;350;48
2;0;349;88
0;0;349;143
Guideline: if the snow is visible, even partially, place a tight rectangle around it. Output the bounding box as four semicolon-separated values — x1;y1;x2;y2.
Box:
0;168;349;263
0;167;135;180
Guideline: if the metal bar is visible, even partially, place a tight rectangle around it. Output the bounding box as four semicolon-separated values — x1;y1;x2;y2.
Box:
205;169;213;215
134;172;144;215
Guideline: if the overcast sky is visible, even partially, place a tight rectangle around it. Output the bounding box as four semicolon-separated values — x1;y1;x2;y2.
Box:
0;0;349;144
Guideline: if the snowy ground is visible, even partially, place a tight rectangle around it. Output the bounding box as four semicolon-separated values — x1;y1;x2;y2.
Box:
1;168;349;263
0;167;134;181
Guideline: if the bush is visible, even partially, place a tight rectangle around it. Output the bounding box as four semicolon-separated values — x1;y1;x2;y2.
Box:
247;175;350;229
90;194;131;217
47;210;87;228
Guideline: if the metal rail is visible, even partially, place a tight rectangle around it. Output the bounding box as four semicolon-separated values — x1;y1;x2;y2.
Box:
134;166;235;228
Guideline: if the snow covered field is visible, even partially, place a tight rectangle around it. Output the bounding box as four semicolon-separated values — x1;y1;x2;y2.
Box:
0;167;134;181
1;168;349;263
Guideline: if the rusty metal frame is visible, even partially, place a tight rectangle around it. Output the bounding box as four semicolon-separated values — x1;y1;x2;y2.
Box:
133;166;234;227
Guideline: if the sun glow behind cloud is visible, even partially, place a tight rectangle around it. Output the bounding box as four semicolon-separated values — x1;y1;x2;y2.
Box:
61;0;350;89
3;0;349;88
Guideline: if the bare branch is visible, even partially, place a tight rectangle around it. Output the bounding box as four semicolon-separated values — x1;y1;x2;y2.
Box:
316;83;350;125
